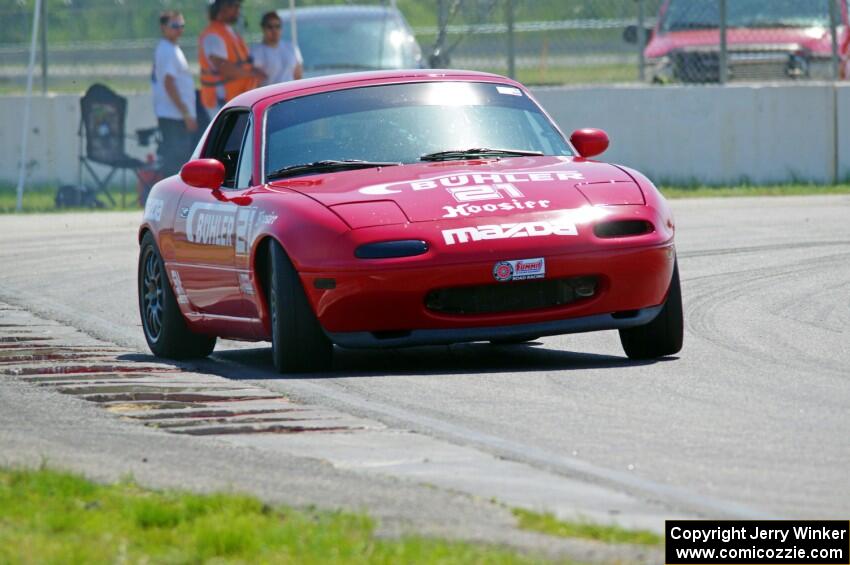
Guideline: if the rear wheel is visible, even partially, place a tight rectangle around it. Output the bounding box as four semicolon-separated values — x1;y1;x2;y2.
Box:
268;241;333;373
619;261;683;360
138;232;216;359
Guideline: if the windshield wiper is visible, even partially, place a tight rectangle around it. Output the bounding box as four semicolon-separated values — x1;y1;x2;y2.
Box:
420;148;544;162
267;160;401;181
746;21;811;29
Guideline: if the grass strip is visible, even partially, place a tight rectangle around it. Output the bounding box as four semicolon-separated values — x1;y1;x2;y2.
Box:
659;183;850;199
0;466;568;565
512;508;662;547
0;185;140;214
0;64;638;95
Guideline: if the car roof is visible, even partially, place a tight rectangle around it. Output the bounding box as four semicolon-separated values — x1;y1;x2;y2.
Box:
226;69;519;109
277;5;400;20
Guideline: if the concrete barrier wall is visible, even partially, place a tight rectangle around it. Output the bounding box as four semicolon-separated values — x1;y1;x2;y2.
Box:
838;85;850;182
2;83;848;187
0;93;160;189
533;83;849;185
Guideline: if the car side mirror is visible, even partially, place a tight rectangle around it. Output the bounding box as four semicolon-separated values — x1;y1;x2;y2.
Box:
181;159;225;190
570;129;610;159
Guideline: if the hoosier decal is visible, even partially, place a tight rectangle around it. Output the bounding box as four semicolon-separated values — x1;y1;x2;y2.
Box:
441;182;552;218
443;199;551;219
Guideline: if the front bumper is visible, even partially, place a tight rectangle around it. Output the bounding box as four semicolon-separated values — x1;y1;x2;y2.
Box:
327;305;663;348
301;242;676;342
650;50;837;83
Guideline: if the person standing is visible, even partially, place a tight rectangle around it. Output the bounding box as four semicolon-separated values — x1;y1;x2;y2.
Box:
251;11;303;86
199;0;265;118
152;10;197;177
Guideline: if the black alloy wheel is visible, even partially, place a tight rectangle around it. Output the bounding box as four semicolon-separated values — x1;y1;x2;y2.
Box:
138;232;216;359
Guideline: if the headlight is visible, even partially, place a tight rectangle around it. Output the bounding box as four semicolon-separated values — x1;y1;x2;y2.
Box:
331;201;407;229
355;240;429;259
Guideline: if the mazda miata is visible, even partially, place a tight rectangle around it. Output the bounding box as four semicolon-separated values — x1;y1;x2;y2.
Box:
139;70;682;373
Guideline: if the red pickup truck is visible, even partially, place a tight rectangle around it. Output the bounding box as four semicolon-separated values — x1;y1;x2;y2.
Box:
628;0;849;83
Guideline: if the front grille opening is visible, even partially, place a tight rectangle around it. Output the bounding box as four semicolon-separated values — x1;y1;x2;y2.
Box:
672;49;802;83
612;310;640;319
594;220;653;239
426;276;598;316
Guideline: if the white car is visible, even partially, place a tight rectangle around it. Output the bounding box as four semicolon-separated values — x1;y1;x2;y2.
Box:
278;5;424;77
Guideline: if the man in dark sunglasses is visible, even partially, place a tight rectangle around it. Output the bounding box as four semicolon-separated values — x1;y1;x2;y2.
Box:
152;10;197;177
251;11;303;86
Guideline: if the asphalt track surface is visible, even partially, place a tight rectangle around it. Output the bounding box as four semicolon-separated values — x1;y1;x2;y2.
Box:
1;195;848;555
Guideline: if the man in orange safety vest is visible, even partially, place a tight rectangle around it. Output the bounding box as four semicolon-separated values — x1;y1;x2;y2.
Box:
199;0;266;119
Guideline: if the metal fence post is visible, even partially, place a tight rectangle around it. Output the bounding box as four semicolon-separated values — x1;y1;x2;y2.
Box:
432;0;448;68
719;0;728;84
39;0;47;95
829;0;840;183
506;0;516;80
829;0;840;80
637;0;646;82
16;0;42;213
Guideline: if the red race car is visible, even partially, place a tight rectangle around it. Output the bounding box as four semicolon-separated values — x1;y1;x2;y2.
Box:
138;70;682;373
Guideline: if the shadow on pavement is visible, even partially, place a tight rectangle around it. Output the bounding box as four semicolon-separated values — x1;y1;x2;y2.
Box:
195;341;673;380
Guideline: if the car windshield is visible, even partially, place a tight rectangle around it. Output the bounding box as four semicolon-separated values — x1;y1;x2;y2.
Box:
264;81;572;177
281;13;420;71
662;0;831;32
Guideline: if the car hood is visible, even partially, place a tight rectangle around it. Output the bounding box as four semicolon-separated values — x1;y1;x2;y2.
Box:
267;156;641;224
646;27;841;58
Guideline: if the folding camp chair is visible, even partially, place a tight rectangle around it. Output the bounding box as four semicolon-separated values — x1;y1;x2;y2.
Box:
78;84;154;207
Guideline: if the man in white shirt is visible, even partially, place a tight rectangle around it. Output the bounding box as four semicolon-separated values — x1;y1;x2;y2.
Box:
152;11;197;177
251;11;303;86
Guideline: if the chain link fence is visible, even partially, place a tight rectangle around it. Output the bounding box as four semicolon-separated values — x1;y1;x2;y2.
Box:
0;0;845;93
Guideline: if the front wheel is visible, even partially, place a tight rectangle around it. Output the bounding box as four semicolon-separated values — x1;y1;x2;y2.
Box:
268;241;333;373
138;232;216;359
619;261;683;360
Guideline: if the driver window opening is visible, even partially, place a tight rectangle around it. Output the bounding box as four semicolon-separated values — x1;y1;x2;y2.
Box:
203;110;250;189
235;121;254;190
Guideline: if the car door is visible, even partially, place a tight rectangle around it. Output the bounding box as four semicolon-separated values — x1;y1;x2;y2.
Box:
170;109;250;317
228;116;268;322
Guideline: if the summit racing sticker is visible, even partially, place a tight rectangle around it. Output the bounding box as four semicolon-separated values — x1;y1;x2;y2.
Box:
359;170;585;196
442;219;578;246
494;258;545;282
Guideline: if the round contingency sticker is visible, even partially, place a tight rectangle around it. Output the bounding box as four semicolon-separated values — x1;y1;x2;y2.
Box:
493;261;514;282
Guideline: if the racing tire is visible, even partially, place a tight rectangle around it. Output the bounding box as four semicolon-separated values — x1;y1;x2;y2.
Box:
619;260;683;360
268;241;333;373
138;232;217;359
